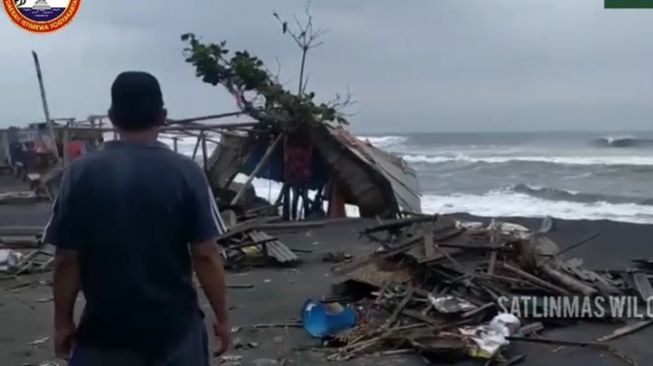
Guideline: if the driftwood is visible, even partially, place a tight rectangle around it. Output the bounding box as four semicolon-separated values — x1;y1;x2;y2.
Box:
507;336;612;350
362;215;438;235
596;319;653;342
541;263;598;296
423;222;436;259
632;273;653;302
384;288;414;329
499;263;572;295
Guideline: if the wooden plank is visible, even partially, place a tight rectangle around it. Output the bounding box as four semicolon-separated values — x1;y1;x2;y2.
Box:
384;288;414;329
632;272;653;302
541;263;598;296
596;319;653;342
423;222;435;259
248;231;298;264
363;215;438;235
231;134;283;205
500;263;572;295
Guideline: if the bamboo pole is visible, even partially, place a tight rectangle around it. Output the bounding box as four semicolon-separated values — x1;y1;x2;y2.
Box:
192;132;203;160
31;51;60;163
230;134;283;206
62;129;70;167
167;111;246;125
201;134;209;174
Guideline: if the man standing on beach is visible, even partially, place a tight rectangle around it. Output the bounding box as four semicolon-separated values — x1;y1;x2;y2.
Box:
45;71;230;365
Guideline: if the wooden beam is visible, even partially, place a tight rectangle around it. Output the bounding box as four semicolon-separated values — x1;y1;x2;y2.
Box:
230;134;283;206
201;134;209;174
166;111;247;125
31;51;60;163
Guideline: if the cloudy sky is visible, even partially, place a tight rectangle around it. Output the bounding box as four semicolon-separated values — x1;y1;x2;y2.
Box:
1;0;652;132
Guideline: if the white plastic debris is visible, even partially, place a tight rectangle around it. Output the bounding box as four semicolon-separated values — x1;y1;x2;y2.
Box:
459;314;520;359
0;249;23;273
29;336;50;347
490;313;521;337
459;325;509;359
427;294;476;313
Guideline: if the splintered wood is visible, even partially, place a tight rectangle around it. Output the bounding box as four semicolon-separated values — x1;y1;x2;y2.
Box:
322;214;640;364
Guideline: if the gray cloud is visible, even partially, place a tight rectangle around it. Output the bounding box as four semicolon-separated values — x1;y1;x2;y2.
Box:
1;0;652;132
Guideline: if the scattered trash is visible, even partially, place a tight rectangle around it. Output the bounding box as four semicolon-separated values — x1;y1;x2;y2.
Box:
322;251;352;263
252;358;279;366
0;249;22;272
460;324;509;359
263;279;272;284
219;355;243;365
427;294;475;314
29;336;49;347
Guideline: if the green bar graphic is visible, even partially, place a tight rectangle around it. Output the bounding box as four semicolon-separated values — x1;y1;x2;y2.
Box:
605;0;653;8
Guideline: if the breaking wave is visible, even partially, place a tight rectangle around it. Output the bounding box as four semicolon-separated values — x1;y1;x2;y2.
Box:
422;191;653;224
592;136;653;148
510;183;653;206
357;135;408;148
402;154;653;166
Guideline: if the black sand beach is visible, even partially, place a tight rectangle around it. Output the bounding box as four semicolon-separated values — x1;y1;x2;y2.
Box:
2;204;653;365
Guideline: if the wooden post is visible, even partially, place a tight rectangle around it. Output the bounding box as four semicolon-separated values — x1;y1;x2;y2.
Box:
230;134;283;206
31;51;60;164
62;129;70;167
172;137;179;153
201;134;208;174
192;132;203;160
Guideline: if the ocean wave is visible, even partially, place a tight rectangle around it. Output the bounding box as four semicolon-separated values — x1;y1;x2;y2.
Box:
402;154;653;166
510;183;653;206
592;136;653;148
357;135;408;148
422;191;653;224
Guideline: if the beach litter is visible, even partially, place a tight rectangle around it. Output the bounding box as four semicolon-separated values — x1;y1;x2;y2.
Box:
0;249;22;272
310;213;642;364
28;336;49;347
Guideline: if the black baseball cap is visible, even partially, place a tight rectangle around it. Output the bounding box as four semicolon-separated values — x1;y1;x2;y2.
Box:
110;71;165;130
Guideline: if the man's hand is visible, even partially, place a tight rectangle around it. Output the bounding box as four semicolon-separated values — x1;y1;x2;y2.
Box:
54;322;76;359
213;321;231;356
53;249;80;360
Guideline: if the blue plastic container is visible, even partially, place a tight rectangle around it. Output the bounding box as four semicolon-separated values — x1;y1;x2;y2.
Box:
301;299;356;338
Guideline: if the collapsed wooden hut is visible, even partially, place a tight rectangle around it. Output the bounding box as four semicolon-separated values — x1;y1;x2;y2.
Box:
0;112;421;220
207;122;421;220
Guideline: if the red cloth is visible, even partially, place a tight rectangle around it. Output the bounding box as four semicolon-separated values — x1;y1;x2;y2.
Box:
283;133;313;186
67;140;83;160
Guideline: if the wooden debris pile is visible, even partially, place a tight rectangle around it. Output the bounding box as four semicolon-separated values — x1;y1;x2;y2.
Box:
323;214;637;363
217;217;300;268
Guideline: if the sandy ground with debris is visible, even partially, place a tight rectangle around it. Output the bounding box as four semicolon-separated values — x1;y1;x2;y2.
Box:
2;204;653;365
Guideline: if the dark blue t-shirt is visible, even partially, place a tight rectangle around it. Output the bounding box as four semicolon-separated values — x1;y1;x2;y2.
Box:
44;140;226;355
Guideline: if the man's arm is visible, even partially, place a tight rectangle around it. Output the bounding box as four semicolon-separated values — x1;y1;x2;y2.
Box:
43;170;82;359
191;240;229;354
185;163;229;354
53;250;80;359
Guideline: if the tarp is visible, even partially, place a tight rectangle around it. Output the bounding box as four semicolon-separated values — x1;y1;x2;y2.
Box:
241;136;330;190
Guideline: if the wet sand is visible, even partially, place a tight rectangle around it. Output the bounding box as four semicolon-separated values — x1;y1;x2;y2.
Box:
1;205;653;365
